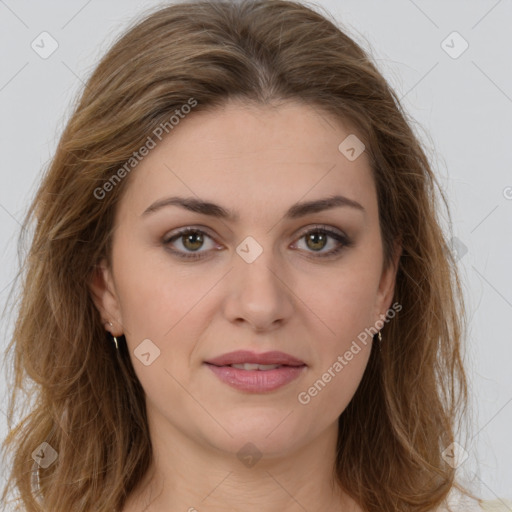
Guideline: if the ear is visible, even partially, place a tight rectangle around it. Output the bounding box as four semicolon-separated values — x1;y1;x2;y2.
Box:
373;238;402;322
89;258;124;336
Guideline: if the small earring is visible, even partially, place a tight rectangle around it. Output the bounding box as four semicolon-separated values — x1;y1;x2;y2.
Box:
378;330;382;342
106;321;119;351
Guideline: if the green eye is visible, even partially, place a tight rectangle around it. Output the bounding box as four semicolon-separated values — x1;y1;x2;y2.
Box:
294;226;352;258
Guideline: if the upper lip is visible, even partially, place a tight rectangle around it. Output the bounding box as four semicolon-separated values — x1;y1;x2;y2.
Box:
205;350;306;367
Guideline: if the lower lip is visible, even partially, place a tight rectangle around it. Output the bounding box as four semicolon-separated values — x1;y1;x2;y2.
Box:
205;363;306;392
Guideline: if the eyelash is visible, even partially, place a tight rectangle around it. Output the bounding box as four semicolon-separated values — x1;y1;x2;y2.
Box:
163;225;353;261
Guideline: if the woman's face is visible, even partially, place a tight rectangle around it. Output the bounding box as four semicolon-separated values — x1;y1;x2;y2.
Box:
91;100;400;459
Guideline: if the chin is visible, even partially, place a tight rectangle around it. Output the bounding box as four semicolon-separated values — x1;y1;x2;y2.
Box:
199;410;311;458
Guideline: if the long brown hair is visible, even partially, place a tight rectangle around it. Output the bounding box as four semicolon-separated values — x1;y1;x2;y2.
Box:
2;0;479;510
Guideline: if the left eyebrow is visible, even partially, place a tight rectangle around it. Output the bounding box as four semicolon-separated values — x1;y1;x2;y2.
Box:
141;194;365;221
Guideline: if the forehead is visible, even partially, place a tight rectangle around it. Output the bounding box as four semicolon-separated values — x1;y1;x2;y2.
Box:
117;100;376;221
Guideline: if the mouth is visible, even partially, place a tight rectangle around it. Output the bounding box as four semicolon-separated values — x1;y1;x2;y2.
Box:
203;351;307;392
204;363;306;392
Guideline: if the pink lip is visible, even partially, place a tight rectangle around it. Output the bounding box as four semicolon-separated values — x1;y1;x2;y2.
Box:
205;364;306;392
204;350;307;393
205;350;305;367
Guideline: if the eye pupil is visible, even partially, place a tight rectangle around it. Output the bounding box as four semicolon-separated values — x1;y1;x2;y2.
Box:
306;232;327;251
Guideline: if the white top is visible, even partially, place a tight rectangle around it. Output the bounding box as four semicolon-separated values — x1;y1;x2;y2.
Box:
437;487;512;511
480;502;512;511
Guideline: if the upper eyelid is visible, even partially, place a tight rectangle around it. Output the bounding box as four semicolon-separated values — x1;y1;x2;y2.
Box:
164;225;216;243
165;224;346;241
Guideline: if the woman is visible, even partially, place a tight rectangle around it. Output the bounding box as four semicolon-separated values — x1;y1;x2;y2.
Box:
2;0;508;510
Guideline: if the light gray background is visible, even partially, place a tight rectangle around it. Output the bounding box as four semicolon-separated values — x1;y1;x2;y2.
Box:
1;0;511;503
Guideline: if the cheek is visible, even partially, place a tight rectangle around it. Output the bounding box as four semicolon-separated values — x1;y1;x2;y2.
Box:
301;260;381;347
112;235;205;336
112;243;227;389
114;266;206;403
296;269;376;417
293;255;380;409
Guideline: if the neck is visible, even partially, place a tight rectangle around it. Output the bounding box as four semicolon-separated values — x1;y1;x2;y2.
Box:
123;410;357;512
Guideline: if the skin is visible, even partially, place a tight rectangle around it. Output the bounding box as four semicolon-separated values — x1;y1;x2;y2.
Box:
90;99;401;512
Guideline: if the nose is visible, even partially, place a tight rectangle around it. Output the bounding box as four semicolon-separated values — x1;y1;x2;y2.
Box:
222;247;295;333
